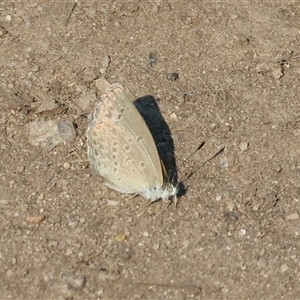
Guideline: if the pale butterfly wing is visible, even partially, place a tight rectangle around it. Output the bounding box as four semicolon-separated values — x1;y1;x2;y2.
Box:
87;83;166;197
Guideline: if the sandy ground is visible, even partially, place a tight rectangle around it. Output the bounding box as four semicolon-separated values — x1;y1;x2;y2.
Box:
1;1;300;299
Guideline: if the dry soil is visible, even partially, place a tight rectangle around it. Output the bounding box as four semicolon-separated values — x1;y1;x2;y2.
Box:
1;1;300;299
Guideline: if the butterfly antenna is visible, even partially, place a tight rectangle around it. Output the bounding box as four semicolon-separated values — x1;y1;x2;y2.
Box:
183;146;225;182
171;142;205;183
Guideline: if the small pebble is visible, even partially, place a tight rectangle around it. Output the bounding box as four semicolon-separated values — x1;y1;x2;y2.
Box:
219;124;231;133
239;229;246;236
185;17;192;25
106;199;120;206
240;142;248;151
153;244;160;250
115;234;126;242
100;54;110;74
0;27;7;37
256;257;267;268
37;193;44;200
48;214;61;224
28;120;76;150
183;240;190;248
63;162;71;169
220;157;229;168
286;212;299;220
216;195;222;201
16;166;25;173
280;264;289;273
272;68;283;80
170;112;178;120
148;52;156;67
226;202;234;211
273;163;282;172
194;211;200;219
166;72;179;81
61;271;86;291
65;248;73;256
26;214;45;224
143;231;149;237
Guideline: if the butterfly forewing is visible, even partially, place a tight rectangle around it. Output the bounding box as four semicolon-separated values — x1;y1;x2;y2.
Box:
87;83;163;193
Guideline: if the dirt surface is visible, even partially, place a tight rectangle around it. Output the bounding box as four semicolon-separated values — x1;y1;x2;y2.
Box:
1;1;300;299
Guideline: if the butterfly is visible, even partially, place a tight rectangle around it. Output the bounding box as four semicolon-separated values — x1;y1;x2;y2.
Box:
87;83;178;203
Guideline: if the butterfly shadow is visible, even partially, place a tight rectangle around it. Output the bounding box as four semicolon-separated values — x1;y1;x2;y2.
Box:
134;95;186;198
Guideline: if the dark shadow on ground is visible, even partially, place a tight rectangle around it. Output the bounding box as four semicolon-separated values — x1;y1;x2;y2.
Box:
134;95;186;198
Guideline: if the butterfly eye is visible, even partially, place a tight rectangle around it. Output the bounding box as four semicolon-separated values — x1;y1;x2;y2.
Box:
166;182;175;193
